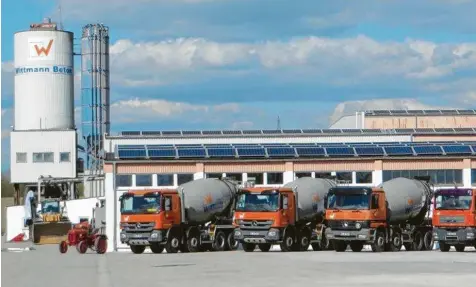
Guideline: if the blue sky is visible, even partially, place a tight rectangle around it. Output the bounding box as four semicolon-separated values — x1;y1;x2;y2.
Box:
2;0;476;171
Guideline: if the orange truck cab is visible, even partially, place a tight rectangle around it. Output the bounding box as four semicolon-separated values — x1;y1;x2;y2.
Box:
325;185;433;252
119;189;181;254
233;187;321;252
432;188;476;252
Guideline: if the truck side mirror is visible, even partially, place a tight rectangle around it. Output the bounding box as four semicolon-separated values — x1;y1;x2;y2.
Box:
282;195;288;210
165;197;172;211
371;194;379;209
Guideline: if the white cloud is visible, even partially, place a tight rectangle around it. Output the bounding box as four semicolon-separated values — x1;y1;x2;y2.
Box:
110;98;241;123
109;36;476;87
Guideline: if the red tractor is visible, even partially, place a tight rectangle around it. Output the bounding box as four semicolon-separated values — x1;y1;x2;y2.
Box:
59;220;107;254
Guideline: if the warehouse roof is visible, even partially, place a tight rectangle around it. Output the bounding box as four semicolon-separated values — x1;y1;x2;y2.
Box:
112;141;476;161
107;127;476;139
364;109;476;117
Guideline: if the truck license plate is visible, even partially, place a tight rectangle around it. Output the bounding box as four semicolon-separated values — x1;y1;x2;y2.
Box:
250;232;259;236
341;232;350;236
132;234;145;238
447;232;456;236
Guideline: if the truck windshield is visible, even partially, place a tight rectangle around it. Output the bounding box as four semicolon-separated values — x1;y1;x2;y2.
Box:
435;194;472;210
121;194;161;214
327;193;370;210
235;193;279;212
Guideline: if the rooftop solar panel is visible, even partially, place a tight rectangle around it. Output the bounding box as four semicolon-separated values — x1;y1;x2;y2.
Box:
242;130;262;135
222;130;242;135
207;148;236;158
177;148;207;158
266;147;296;157
236;148;266;157
141;131;162;136
117;149;147;159
202;130;222;135
162;131;182;136
413;146;443;155
442;145;473;155
282;129;303;134
182;130;202;135
384;146;414;156
262;130;283;134
295;147;325;157
121;131;141;136
117;145;146;150
146;144;175;149
354;147;385;156
325;147;355;156
148;149;176;158
302;129;322;134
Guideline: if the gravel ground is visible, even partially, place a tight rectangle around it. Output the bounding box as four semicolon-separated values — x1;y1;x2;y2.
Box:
2;240;475;287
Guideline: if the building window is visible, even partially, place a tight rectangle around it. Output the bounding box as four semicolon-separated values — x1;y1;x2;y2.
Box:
116;174;132;187
247;173;264;185
267;172;283;185
315;172;332;179
336;172;352;183
356;171;373;184
60;152;71;162
177;174;194;185
16;152;27;163
225;173;242;182
157;174;174;186
206;173;223;179
296;172;312;178
32;152;54;163
472;169;476;185
136;174;153;187
382;170;463;185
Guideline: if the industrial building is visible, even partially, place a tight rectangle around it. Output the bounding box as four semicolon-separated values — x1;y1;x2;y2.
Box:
5;18;476;253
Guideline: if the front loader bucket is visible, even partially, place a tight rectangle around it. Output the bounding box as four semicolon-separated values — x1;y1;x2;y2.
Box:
32;222;72;245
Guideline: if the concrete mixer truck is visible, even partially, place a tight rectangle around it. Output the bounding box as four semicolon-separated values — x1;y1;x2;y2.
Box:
325;177;434;252
233;177;337;252
119;178;239;254
432;188;476;252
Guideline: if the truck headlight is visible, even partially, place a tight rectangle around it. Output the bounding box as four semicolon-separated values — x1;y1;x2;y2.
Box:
120;233;126;239
150;232;158;239
268;231;276;236
234;230;242;236
355;223;361;229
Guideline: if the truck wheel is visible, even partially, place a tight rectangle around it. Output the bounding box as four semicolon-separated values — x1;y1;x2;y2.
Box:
186;233;200;253
334;241;347;252
258;244;271;252
455;244;465;252
298;229;311;251
130;245;146;254
371;231;385;252
243;243;256;252
439;242;450;252
423;231;433;251
226;232;239;251
390;232;402;252
150;243;164;254
411;231;423;251
212;231;226;252
165;234;181;254
350;242;363;252
280;233;294;252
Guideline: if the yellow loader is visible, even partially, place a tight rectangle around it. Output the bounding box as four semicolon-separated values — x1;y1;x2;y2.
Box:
31;199;72;244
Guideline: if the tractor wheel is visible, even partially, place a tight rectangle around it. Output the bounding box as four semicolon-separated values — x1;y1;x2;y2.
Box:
77;241;88;254
94;236;108;254
59;241;68;254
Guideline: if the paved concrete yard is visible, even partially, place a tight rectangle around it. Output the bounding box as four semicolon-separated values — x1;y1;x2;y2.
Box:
2;243;475;287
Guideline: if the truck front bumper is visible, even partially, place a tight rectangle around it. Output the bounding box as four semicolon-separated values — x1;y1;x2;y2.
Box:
325;227;373;242
433;227;476;245
120;230;165;245
234;228;281;244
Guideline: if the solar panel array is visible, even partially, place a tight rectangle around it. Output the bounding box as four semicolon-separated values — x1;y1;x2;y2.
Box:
117;128;476;137
116;141;476;160
365;109;476;116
